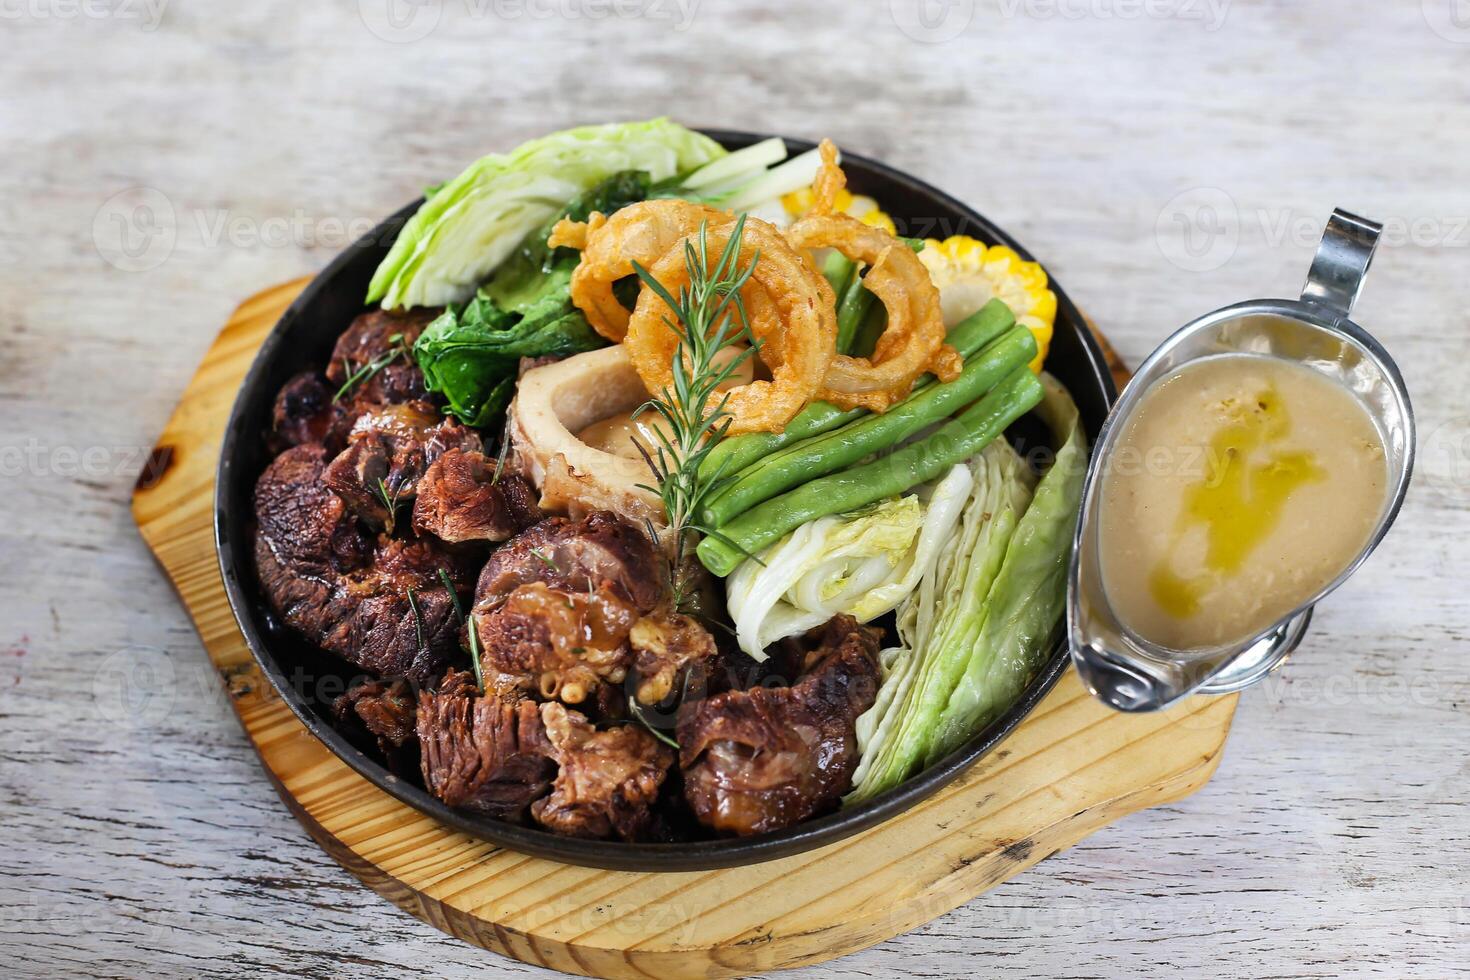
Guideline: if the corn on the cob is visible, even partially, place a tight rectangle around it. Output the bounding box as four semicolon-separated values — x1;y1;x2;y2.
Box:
781;187;898;234
917;236;1056;373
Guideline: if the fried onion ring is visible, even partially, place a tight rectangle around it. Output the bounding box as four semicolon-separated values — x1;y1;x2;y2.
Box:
786;212;961;412
562;201;733;342
810;138;845;216
625;217;836;434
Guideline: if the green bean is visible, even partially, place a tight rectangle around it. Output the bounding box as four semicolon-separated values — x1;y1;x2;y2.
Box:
699;299;1016;484
931;298;1016;361
834;265;876;355
847;300;886;359
699;324;1036;528
698;367;1044;576
838;237;924;356
823;251;857;297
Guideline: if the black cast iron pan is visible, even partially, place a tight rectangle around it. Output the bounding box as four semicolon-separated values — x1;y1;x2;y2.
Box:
215;130;1117;871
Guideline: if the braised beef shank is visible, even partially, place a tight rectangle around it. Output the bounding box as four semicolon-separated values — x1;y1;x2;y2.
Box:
678;616;883;836
412;448;542;544
416;670;555;821
531;702;674;840
253;443;472;684
472;511;664;615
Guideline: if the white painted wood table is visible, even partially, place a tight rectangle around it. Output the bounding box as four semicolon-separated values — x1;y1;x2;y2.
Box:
2;2;1466;976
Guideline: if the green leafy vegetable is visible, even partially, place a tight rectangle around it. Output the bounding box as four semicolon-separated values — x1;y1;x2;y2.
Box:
847;376;1087;801
413;292;604;428
847;439;1034;802
480;170;650;314
368;118;724;310
926;374;1087;761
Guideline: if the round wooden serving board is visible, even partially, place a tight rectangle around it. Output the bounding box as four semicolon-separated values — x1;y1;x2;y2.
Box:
131;279;1235;979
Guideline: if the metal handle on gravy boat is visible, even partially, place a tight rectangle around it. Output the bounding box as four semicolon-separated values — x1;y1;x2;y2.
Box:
1067;209;1413;711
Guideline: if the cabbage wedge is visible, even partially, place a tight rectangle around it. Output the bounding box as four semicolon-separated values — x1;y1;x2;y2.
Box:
724;464;973;660
368;118;724;309
848;376;1086;802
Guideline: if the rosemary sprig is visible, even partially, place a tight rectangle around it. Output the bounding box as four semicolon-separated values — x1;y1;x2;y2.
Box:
374;477;407;535
490;436;510;485
629;698;680;750
333;332;408;403
406;586;426;651
466;612;484;691
528;546;560;573
437;567;464;623
629;215;760;609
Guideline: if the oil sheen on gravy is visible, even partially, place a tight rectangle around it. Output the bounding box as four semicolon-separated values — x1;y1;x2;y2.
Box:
1099;354;1387;650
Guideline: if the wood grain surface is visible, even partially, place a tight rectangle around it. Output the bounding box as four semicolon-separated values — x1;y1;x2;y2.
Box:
4;3;1468;977
127;278;1234;978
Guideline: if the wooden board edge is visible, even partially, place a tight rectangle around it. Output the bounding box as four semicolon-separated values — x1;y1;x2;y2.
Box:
250;693;1232;980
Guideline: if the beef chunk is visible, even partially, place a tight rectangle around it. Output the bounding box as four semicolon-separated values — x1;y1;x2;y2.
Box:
253;444;473;684
628;612;718;706
530;702;674;841
253;443;372;575
270;372;351;452
417;671;555;821
322;403;483;529
270;307;440;457
473;511;664;615
412;448;542;544
678;615;882;836
475;582;638;705
325;307;438;407
334;676;417;748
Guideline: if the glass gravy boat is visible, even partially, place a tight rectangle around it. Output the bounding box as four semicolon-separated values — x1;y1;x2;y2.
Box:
1069;210;1415;711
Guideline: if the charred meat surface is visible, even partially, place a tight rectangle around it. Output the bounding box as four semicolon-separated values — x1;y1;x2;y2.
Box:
253;443;473;684
678;615;883;836
323;403;483;529
473;511;664;615
412;448;542;544
325;307;438;406
271;308;442;457
417;670;555;822
270;371;350;452
531;702;674;841
254;443;373;576
334;676;417;748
